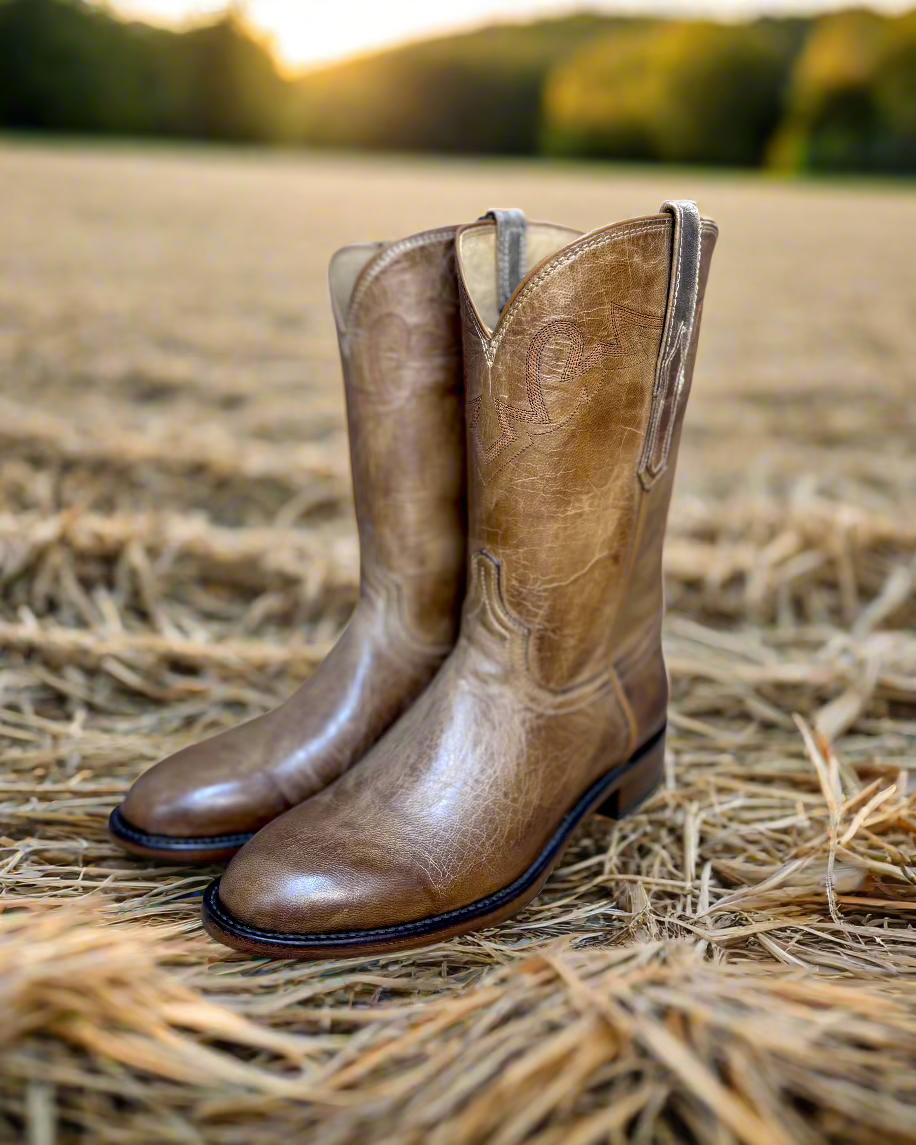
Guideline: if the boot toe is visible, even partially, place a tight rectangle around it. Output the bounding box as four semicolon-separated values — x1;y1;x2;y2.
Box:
120;742;287;842
217;814;437;937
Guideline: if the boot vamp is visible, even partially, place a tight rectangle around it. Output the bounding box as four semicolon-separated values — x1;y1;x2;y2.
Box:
218;643;632;935
120;604;444;840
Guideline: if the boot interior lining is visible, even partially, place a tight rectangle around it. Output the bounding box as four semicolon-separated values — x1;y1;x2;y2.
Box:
329;242;385;330
458;222;582;334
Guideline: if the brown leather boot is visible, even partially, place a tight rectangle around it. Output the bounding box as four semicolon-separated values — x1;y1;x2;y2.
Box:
202;201;717;953
110;226;467;862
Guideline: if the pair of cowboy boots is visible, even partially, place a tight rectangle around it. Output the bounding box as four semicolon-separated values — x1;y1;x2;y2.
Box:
111;201;718;958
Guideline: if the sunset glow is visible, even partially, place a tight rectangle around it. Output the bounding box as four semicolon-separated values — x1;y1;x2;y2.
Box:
110;0;581;69
108;0;914;71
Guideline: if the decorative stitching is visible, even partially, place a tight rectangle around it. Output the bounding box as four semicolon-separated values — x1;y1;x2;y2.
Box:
348;227;456;328
356;306;459;412
470;307;663;479
466;551;531;681
366;565;458;659
364;311;411;404
480;219;669;363
465;551;630;715
464;217;715;365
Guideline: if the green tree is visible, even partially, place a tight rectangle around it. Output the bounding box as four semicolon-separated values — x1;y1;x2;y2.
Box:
178;15;290;142
543;20;798;167
541;27;661;160
769;10;916;173
0;0;289;141
649;22;795;166
0;0;135;131
769;11;886;171
874;13;916;170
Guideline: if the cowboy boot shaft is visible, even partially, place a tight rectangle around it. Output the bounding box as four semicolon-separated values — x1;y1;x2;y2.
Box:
460;211;718;674
458;208;717;734
335;230;466;649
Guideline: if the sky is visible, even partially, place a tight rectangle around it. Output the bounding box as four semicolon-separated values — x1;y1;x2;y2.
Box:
108;0;912;70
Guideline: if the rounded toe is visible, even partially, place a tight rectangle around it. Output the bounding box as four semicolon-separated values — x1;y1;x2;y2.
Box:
218;843;364;936
119;740;288;844
216;810;437;939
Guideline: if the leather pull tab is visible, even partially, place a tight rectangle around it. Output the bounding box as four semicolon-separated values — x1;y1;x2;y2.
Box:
639;200;702;490
482;208;527;313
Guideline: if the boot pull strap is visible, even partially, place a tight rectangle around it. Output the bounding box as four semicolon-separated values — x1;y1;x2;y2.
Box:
639;199;702;490
481;208;527;314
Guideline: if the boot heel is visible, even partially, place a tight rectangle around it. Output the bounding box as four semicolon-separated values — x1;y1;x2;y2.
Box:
594;732;665;820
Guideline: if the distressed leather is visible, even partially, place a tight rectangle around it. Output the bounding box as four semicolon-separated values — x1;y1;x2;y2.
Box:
119;227;467;842
217;205;717;936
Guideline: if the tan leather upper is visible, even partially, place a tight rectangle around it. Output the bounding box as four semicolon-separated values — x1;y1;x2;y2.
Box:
218;206;717;934
120;227;467;840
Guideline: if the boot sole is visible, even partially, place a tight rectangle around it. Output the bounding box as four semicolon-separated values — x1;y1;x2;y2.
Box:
108;806;255;864
200;726;666;959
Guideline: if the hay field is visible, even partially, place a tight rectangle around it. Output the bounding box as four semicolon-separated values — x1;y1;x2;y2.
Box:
1;141;915;1144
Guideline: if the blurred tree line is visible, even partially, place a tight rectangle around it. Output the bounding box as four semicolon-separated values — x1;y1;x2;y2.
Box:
1;0;914;173
0;0;289;140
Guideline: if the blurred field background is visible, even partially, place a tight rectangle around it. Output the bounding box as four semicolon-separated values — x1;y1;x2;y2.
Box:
1;0;916;1139
1;0;916;173
0;137;914;1143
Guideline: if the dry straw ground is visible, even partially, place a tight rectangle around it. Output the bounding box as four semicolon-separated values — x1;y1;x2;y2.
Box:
0;142;915;1145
